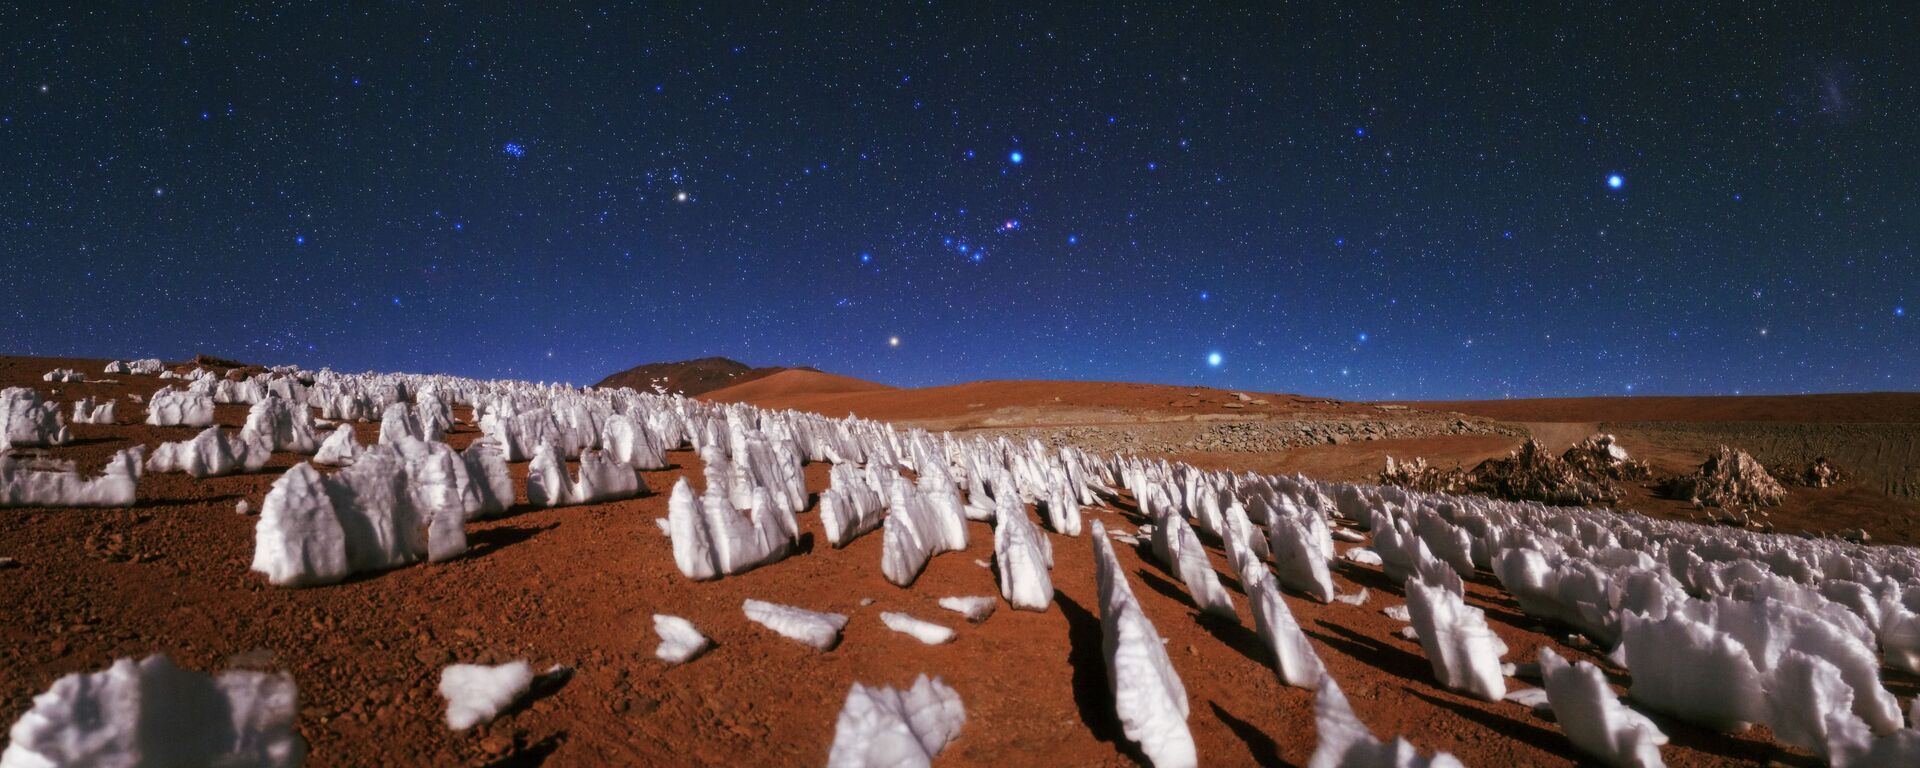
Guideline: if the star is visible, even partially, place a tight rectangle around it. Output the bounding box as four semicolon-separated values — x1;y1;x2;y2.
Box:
888;336;901;347
1007;150;1023;165
1897;307;1906;317
1607;173;1624;189
1206;351;1223;368
503;142;526;158
674;191;690;203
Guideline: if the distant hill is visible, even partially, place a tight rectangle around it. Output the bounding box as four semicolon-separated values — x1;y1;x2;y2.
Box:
1398;393;1920;424
593;357;821;396
702;368;895;403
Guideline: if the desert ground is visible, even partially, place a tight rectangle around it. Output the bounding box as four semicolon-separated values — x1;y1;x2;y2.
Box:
3;354;1917;766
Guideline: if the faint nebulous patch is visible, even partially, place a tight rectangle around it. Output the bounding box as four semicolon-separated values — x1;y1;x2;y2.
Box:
1781;57;1859;127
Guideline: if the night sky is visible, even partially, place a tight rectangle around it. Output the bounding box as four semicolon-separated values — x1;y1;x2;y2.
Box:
4;3;1914;399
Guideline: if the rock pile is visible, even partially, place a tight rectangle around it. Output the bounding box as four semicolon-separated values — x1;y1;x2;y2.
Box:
1464;440;1620;507
1378;456;1467;495
1662;445;1786;512
1560;433;1652;483
1383;434;1657;508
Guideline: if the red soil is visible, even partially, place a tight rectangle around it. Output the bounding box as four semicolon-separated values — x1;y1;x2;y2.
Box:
702;377;1366;426
701;369;896;404
0;355;1899;765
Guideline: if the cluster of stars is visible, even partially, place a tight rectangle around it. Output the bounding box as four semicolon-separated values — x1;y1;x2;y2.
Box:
0;3;1909;398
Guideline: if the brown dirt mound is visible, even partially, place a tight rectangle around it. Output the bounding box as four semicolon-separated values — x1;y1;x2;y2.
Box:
594;357;813;396
701;369;894;403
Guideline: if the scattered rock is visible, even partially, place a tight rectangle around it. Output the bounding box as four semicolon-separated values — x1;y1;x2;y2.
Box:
1772;456;1850;488
479;735;513;756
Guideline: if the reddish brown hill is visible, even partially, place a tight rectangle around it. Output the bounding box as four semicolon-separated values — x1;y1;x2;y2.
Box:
594;357;817;396
704;378;1367;426
701;368;894;403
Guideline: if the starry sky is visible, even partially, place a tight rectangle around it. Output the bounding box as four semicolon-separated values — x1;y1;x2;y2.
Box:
3;3;1915;399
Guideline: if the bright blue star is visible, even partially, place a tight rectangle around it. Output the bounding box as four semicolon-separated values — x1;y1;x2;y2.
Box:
859;252;872;263
1898;307;1907;317
294;235;305;245
1199;291;1209;301
453;222;464;231
391;297;402;307
1008;150;1023;165
1358;332;1369;342
1354;127;1365;137
1146;161;1158;171
503;142;526;158
970;252;983;263
1067;234;1079;245
1607;173;1624;189
1206;352;1223;368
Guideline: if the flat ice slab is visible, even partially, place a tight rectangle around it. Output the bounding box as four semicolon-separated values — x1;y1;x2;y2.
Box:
744;599;848;651
880;612;956;645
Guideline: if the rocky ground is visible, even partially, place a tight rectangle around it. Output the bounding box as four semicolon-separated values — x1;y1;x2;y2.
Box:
926;415;1520;457
0;356;1870;766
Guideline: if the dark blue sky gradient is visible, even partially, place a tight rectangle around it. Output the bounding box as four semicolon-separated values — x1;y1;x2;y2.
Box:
2;3;1914;398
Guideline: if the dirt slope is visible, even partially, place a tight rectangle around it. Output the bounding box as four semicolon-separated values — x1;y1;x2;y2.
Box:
701;369;894;403
594;357;812;397
706;378;1365;427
